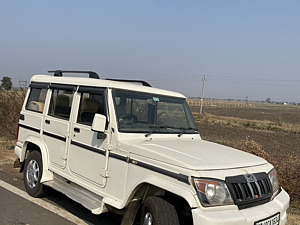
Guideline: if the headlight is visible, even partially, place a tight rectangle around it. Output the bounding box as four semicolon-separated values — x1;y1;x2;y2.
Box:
268;168;279;194
193;178;233;207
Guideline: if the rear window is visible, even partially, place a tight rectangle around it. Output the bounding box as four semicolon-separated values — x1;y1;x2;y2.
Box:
25;88;47;113
48;89;74;120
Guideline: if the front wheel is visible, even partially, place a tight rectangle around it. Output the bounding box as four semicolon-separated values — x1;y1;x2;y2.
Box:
23;151;47;197
141;196;180;225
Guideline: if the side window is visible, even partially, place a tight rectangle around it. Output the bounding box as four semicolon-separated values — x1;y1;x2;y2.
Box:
77;92;105;126
25;88;47;113
48;89;74;120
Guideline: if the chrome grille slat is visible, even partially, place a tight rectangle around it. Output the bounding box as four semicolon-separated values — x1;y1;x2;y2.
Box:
247;183;255;198
238;183;247;200
255;181;262;197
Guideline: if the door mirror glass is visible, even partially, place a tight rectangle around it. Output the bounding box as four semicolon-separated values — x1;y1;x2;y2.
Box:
91;114;106;133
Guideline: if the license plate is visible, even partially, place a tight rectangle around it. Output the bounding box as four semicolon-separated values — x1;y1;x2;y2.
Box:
255;213;280;225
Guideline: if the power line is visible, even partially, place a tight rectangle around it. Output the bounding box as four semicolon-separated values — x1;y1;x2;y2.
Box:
206;74;300;82
148;74;300;83
207;79;300;87
148;74;300;87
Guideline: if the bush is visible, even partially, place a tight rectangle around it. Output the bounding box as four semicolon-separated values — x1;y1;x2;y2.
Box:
0;90;26;139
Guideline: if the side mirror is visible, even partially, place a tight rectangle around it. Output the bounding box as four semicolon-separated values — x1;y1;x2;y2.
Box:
91;114;106;133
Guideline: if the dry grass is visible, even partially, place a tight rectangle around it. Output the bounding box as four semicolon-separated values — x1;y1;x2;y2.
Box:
287;213;300;225
196;113;300;203
0;90;26;139
231;138;300;225
195;112;300;133
0;139;17;172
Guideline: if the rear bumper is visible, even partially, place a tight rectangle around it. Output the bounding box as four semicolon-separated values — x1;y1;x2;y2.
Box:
14;144;23;160
192;188;289;225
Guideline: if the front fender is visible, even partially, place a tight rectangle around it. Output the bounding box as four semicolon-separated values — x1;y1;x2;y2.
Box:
104;175;199;209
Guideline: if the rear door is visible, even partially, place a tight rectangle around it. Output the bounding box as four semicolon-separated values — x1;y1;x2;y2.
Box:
43;84;76;169
68;87;109;187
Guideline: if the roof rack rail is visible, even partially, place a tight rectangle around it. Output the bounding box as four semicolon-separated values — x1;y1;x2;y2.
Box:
106;79;151;87
48;70;100;79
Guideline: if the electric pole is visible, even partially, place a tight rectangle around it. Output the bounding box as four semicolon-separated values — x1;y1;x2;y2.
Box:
199;75;207;114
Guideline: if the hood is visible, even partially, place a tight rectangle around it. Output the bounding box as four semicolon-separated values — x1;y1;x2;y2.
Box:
128;139;267;170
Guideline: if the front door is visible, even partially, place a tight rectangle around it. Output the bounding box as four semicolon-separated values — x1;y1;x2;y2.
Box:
68;87;108;187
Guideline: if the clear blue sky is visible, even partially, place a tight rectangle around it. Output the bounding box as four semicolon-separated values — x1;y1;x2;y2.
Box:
1;0;300;102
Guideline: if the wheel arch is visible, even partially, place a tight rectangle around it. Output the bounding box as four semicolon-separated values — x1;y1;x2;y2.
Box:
121;180;196;225
124;177;199;209
21;136;53;183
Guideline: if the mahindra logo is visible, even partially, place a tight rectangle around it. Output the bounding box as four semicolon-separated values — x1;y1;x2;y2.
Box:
244;174;257;182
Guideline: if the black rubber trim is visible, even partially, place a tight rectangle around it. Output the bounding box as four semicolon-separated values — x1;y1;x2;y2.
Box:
49;83;76;91
110;152;129;162
78;86;106;94
19;114;25;121
133;160;190;184
19;124;40;133
225;172;273;210
109;152;189;185
43;131;66;141
106;79;151;87
29;82;49;89
70;140;106;156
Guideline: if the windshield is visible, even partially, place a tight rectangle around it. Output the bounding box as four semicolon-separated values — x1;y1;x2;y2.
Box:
113;89;198;134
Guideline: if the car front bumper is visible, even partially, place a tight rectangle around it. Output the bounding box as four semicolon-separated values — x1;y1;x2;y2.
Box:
192;187;289;225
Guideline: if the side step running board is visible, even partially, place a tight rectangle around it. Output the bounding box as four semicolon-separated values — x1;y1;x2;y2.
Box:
44;175;107;215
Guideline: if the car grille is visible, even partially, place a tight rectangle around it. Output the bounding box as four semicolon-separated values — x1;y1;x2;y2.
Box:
225;172;273;209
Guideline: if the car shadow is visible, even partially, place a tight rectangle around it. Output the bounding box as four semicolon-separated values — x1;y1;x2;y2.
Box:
44;189;122;225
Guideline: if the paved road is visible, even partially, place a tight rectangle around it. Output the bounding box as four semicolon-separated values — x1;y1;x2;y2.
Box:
0;170;122;225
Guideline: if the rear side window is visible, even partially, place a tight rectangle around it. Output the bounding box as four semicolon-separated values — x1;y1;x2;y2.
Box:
48;89;74;120
25;88;47;113
77;92;105;126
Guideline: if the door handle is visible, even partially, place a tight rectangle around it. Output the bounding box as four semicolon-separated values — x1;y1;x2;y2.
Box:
45;120;50;124
74;128;80;133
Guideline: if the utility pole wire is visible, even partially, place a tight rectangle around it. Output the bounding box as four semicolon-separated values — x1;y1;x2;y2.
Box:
199;75;207;114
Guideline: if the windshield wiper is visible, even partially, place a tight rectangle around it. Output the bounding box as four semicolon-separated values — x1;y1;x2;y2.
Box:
145;125;176;137
177;127;198;137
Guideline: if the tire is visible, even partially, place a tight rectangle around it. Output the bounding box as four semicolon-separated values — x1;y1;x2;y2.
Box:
23;151;47;197
141;196;180;225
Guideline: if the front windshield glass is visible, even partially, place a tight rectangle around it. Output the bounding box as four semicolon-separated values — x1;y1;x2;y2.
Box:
113;89;198;134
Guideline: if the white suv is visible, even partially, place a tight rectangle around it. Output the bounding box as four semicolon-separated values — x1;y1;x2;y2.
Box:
15;70;289;225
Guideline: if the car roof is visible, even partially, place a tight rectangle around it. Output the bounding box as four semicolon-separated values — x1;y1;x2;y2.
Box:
30;75;186;98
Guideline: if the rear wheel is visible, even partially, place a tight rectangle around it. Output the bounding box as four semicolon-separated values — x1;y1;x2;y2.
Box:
141;196;180;225
23;151;47;197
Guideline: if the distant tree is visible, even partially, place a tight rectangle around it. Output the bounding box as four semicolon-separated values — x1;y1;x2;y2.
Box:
1;76;13;90
266;98;271;103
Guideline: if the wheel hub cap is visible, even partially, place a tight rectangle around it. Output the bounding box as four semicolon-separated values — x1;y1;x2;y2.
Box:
143;212;153;225
26;159;39;188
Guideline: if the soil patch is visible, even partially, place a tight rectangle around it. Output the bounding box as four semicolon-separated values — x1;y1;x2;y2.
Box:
192;106;300;125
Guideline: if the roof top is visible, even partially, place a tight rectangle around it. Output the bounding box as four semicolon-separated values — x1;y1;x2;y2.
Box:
30;74;186;98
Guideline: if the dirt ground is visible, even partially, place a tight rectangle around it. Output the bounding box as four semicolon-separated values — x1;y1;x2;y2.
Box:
0;140;22;179
192;104;300;224
190;105;300;125
1;113;299;225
